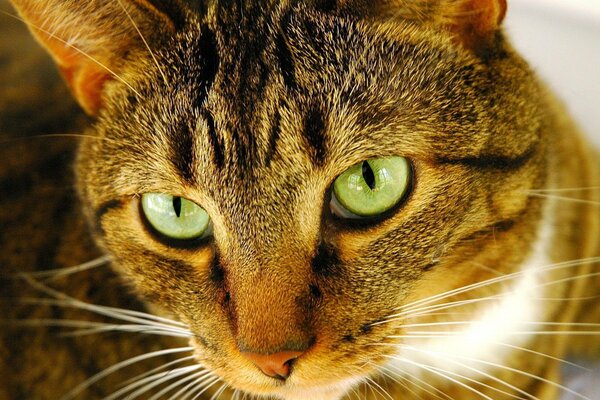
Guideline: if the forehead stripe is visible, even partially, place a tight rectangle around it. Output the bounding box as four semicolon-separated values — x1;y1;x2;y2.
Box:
275;17;297;91
437;144;537;171
303;106;327;165
170;120;197;184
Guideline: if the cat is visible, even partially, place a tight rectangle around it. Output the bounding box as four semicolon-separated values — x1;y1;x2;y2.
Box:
1;0;599;399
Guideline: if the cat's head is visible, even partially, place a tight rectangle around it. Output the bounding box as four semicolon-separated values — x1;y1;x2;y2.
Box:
12;0;548;398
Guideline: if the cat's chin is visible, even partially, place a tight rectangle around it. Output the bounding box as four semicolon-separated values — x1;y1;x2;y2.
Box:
258;380;357;400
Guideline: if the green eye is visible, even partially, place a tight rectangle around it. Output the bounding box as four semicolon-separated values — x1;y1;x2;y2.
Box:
141;193;211;241
331;157;411;218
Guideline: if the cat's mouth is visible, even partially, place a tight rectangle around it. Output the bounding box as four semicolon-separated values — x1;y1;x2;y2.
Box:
189;335;382;400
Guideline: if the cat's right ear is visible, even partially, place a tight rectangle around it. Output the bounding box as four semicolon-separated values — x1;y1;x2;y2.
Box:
8;0;185;115
352;0;507;53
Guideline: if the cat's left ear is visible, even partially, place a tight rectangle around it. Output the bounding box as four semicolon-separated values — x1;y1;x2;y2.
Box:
8;0;186;115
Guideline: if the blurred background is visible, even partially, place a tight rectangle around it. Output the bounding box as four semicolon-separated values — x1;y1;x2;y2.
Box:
506;0;600;147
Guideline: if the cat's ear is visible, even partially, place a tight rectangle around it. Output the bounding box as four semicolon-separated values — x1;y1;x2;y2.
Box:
444;0;507;51
9;0;185;115
369;0;507;52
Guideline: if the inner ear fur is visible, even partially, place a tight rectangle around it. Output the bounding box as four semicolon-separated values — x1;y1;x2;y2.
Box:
9;0;185;115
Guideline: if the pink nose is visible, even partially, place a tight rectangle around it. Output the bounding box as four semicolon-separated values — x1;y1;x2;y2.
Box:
242;350;304;379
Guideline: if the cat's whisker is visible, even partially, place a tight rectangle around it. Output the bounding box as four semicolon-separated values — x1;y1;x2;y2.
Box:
114;0;168;86
209;381;229;400
16;297;189;331
374;297;499;327
524;192;600;206
63;324;192;338
472;262;506;276
526;186;600;193
384;338;589;373
5;318;191;338
408;348;591;400
103;366;200;400
119;355;196;388
377;257;600;325
363;377;378;400
396;344;537;400
168;370;217;400
393;331;600;337
186;375;222;400
17;276;189;328
537;271;600;290
383;355;494;400
396;256;600;315
494;342;590;371
59;346;194;400
395;321;600;330
376;362;448;400
16;255;111;281
364;375;394;400
397;277;600;324
120;364;202;400
0;9;141;97
146;367;208;400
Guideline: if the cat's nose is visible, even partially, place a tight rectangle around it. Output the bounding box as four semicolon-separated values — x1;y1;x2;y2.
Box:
242;350;304;379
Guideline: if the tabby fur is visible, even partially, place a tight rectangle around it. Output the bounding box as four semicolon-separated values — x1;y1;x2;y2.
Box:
0;0;598;399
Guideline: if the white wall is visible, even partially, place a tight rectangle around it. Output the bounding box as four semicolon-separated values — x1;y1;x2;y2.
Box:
505;0;600;147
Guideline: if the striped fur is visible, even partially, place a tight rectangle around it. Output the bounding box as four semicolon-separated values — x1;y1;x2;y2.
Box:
1;0;599;399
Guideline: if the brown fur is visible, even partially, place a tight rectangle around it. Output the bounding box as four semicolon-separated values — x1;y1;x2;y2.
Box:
1;0;599;399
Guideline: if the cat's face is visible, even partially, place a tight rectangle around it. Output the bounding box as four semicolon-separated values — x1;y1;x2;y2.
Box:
12;0;549;398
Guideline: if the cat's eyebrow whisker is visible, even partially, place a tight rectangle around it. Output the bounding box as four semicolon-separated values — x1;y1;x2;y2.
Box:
384;355;494;400
0;9;141;97
16;255;111;281
59;346;194;400
114;0;168;86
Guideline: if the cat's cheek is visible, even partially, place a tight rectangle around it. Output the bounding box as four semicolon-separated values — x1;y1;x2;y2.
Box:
93;199;213;298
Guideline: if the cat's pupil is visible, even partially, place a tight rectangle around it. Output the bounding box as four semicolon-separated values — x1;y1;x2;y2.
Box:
362;161;376;190
172;197;182;218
